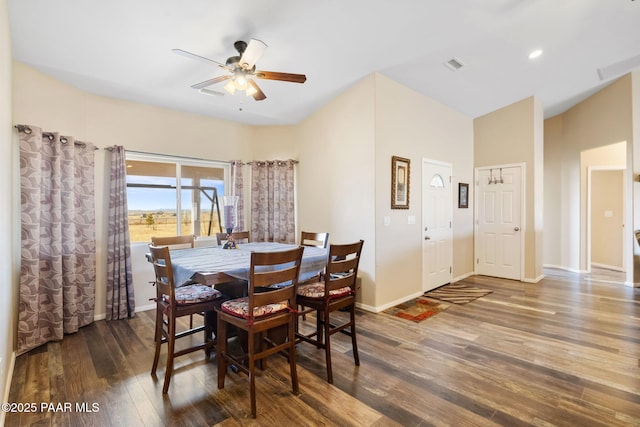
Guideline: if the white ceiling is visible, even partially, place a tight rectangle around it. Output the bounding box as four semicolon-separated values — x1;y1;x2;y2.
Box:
8;0;640;126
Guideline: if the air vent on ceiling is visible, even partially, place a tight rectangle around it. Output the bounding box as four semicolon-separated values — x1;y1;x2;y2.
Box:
444;57;464;71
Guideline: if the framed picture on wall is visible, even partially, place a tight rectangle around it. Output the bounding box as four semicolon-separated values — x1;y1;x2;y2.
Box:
391;156;410;209
458;183;469;208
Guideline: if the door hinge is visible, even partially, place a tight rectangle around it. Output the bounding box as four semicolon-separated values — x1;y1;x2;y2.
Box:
477;258;479;264
450;266;452;273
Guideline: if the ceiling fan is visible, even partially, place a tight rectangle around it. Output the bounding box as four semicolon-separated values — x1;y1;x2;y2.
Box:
173;39;307;101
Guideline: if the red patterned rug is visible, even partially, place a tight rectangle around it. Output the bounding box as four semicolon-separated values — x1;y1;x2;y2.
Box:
383;297;449;323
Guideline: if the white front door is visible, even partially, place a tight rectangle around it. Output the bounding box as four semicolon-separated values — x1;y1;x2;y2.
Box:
475;165;522;280
422;160;453;292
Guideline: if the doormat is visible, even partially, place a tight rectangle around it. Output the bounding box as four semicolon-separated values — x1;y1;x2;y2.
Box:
424;283;492;305
383;297;449;323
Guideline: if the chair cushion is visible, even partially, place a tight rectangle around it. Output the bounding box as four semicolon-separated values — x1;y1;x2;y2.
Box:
221;297;289;319
297;282;351;299
165;284;222;305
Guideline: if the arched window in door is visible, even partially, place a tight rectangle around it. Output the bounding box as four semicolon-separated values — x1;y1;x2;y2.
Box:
430;174;445;189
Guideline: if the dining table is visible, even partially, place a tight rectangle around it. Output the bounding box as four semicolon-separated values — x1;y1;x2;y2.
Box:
166;241;328;288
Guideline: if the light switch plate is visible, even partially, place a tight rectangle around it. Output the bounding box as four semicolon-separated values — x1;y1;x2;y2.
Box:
383;216;391;226
407;215;416;225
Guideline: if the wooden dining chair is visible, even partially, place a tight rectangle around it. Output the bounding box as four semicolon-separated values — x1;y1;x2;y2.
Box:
148;245;224;393
216;230;251;246
151;234;198;327
295;240;364;384
299;231;329;319
151;234;196;250
300;231;329;249
216;246;304;418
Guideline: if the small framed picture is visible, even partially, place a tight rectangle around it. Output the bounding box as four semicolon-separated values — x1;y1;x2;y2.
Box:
391;156;410;209
458;183;469;208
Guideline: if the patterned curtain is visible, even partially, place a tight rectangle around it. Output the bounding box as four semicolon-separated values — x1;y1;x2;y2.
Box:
106;146;135;320
18;125;96;354
250;159;296;243
230;160;245;231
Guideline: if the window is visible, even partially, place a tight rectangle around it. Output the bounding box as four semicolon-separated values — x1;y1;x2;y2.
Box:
125;153;228;243
430;174;445;188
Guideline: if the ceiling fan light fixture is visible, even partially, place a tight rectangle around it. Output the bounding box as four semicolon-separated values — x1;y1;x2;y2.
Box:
224;81;237;95
176;39;305;103
246;85;258;97
234;71;248;90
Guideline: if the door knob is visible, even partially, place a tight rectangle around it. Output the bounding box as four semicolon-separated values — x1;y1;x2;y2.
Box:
514;227;520;231
425;236;431;240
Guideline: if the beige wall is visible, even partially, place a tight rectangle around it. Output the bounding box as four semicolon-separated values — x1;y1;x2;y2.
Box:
543;115;566;268
295;76;377;308
590;169;624;269
474;97;544;281
374;74;474;308
0;0;15;412
544;75;634;276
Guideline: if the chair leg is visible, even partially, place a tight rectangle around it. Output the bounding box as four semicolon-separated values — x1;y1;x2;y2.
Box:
324;311;333;384
248;330;257;418
217;317;228;390
350;305;360;366
288;317;299;395
163;316;176;393
151;308;162;375
204;310;215;359
316;310;324;348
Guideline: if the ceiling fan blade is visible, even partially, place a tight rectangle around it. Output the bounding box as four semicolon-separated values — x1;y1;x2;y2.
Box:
254;70;307;84
248;79;266;101
239;39;267;70
190;75;231;90
172;48;226;67
199;88;225;97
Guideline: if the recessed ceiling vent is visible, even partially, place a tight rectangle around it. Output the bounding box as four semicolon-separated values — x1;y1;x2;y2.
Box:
444;57;464;71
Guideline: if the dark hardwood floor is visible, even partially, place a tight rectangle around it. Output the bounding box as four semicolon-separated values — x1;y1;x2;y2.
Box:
6;268;640;426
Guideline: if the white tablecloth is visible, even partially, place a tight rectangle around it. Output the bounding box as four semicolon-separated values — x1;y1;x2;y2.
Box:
169;242;328;286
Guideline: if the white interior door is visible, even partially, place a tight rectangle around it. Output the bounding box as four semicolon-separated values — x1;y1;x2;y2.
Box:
422;160;452;292
476;166;522;280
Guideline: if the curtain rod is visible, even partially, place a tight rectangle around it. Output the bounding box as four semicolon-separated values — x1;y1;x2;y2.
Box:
111;148;231;164
246;160;299;165
14;124;98;150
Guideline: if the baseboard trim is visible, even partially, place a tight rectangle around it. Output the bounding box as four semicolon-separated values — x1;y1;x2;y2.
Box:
136;303;156;313
355;302;376;313
358;290;425;313
452;272;475;283
590;262;624;272
93;303;157;322
522;274;545;283
543;264;588;274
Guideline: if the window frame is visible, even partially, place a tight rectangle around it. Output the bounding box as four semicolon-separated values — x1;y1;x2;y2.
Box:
125;152;230;240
